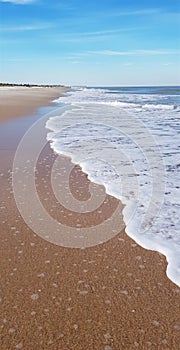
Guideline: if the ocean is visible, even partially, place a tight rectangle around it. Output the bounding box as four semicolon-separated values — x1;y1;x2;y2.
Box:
46;86;180;286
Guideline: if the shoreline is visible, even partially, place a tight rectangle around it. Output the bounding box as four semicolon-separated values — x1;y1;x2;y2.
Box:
46;92;179;287
0;90;179;349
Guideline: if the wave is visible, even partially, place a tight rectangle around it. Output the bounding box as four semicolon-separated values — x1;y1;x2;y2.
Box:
56;87;180;112
106;101;178;111
46;87;180;286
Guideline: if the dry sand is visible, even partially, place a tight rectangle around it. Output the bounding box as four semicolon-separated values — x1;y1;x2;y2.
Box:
0;86;68;123
0;88;179;350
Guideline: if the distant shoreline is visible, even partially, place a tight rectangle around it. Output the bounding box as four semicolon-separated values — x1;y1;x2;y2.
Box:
0;83;69;88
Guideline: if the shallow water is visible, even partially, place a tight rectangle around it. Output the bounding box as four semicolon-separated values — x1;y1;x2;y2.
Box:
46;86;180;286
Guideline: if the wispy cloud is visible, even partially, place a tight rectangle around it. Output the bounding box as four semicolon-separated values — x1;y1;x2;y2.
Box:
0;23;52;32
123;62;133;66
86;8;160;20
114;8;160;16
60;49;179;62
88;49;179;56
53;27;146;43
74;28;142;37
0;0;35;4
163;62;173;66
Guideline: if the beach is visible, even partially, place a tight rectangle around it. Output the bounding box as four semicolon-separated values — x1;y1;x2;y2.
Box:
0;87;180;350
0;86;69;123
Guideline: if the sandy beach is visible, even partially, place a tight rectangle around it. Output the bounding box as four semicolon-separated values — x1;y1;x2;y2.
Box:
0;88;179;350
0;86;69;123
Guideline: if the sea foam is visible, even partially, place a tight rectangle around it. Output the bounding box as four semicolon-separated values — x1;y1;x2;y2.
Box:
46;87;180;286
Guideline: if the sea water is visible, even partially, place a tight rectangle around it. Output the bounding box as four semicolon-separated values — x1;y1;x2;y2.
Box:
46;86;180;286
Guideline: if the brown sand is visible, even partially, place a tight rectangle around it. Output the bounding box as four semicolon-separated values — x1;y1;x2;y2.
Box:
0;86;68;123
0;90;179;350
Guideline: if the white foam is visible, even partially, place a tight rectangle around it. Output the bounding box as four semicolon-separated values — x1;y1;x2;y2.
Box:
46;87;180;286
56;87;180;111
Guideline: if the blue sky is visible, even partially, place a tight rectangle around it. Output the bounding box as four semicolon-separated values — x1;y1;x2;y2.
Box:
0;0;179;86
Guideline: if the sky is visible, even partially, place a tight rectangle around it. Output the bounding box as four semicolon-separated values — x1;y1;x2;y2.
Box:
0;0;179;86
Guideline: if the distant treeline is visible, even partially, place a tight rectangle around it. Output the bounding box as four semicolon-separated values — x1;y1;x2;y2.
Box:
0;83;66;88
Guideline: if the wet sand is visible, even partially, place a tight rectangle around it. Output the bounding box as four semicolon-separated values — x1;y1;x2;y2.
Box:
0;90;179;350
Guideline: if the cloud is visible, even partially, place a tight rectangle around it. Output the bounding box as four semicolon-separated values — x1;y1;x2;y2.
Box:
117;8;160;16
76;28;140;37
65;49;178;61
123;62;133;66
88;49;179;56
163;63;173;66
0;23;52;31
0;0;35;4
92;8;160;20
53;27;146;44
